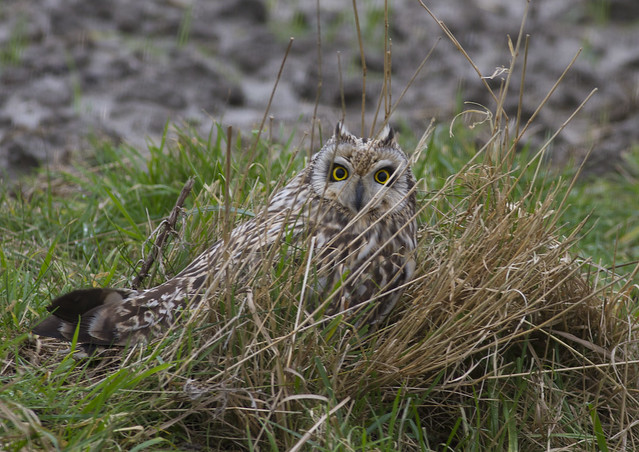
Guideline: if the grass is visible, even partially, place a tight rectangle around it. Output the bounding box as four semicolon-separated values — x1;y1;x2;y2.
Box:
1;115;638;450
3;2;639;451
562;147;639;265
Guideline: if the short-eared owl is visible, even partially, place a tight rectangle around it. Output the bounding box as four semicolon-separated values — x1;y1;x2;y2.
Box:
33;123;417;346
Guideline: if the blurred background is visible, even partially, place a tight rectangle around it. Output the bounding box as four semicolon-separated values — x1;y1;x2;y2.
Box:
0;0;638;179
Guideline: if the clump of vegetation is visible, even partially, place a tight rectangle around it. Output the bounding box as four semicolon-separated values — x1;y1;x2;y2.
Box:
1;112;638;450
2;3;639;451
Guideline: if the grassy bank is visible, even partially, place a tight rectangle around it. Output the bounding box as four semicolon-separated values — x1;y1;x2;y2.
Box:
3;1;639;449
0;117;638;450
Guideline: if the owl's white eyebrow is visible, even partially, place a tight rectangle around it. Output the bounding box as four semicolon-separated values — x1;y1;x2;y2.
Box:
372;159;397;171
331;156;351;167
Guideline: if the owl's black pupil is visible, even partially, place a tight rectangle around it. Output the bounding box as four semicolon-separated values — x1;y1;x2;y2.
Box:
335;167;346;179
378;171;388;182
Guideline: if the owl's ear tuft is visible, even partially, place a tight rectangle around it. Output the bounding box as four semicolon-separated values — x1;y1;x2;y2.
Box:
378;125;396;146
334;121;355;141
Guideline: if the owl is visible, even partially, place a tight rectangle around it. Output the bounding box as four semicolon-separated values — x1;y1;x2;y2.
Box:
32;123;417;346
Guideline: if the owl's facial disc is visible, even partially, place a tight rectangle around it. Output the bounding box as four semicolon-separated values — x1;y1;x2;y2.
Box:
309;126;413;217
324;158;401;214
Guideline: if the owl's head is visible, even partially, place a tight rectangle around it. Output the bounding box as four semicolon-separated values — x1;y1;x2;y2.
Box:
309;123;415;217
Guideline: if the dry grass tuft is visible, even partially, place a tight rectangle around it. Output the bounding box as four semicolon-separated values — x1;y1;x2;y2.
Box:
126;126;639;449
364;151;639;448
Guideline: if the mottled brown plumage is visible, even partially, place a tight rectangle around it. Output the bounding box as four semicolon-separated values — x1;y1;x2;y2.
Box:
33;123;417;346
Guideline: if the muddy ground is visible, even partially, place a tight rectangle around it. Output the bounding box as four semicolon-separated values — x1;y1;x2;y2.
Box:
1;0;638;180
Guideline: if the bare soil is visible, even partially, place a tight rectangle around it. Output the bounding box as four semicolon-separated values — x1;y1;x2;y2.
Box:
1;0;638;179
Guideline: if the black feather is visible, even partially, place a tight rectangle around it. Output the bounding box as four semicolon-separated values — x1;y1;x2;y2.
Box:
44;288;116;322
32;288;133;344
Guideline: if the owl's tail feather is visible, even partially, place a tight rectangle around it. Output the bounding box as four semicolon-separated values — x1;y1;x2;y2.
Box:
32;288;139;345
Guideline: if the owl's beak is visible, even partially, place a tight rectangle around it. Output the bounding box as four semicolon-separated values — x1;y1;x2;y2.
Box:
353;179;365;211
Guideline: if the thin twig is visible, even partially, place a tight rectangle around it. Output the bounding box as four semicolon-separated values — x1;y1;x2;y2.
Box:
381;38;440;136
417;0;504;116
131;177;195;290
337;51;346;124
385;0;390;120
352;0;366;135
248;37;294;159
223;126;232;244
224;126;233;317
513;48;583;148
515;34;530;139
310;0;323;155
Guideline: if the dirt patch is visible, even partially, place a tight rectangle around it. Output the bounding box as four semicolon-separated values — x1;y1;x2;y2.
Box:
1;0;637;178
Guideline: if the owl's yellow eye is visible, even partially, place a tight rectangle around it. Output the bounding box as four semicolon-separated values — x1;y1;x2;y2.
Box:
331;164;349;181
374;168;392;184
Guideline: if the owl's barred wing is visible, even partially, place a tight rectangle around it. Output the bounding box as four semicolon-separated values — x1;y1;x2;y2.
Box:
31;230;234;346
32;125;419;347
32;173;312;346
